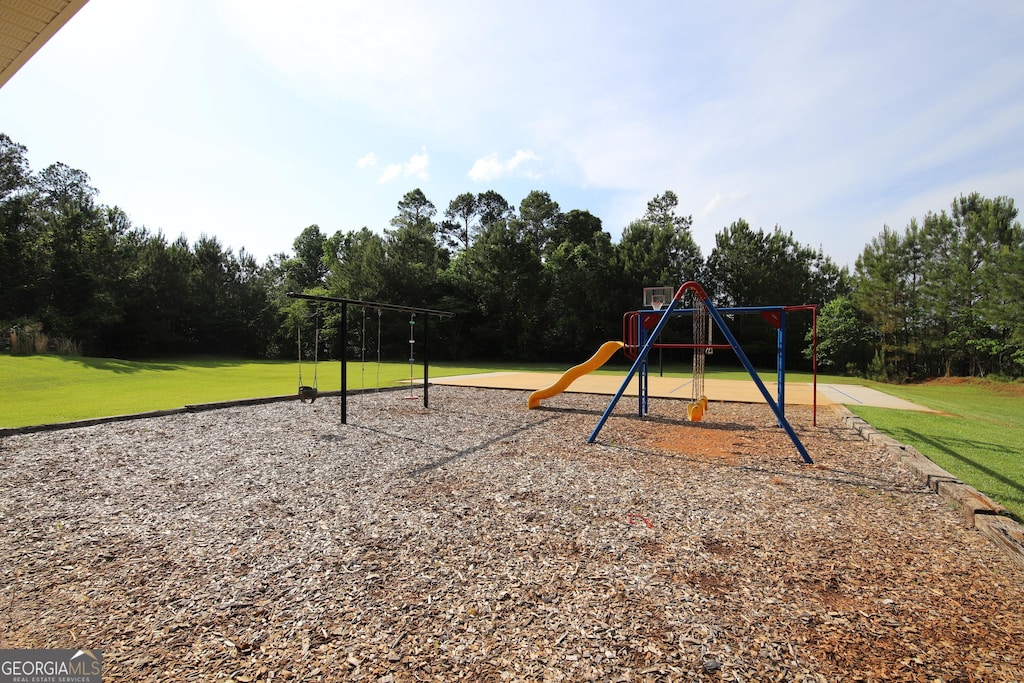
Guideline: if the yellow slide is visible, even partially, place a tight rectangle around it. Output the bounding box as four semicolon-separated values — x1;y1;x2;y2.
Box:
528;341;624;409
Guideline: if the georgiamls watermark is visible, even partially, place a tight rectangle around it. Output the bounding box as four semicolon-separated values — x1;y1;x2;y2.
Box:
0;649;102;683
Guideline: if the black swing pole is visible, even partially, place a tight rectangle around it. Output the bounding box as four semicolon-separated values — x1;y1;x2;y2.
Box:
341;301;348;424
423;312;430;408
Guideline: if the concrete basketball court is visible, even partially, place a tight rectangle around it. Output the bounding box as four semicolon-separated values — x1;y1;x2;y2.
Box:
430;372;934;412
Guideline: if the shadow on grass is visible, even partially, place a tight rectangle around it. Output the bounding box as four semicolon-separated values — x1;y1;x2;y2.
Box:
56;356;275;374
898;427;1024;521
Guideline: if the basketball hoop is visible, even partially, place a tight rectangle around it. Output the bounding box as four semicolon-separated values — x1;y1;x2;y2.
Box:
642;286;674;310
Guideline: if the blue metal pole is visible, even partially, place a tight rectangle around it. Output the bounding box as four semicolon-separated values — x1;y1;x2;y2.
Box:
638;313;647;416
777;310;786;424
640;358;649;416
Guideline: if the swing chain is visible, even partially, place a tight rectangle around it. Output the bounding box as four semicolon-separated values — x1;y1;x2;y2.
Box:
408;312;416;362
297;306;320;403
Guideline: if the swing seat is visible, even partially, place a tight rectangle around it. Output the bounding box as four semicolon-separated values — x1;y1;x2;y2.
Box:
687;400;705;422
298;385;318;403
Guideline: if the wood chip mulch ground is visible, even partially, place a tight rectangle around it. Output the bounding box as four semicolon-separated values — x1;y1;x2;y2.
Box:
2;386;1022;682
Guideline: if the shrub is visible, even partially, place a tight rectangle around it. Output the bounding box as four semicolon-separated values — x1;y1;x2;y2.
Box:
9;323;48;355
53;337;82;356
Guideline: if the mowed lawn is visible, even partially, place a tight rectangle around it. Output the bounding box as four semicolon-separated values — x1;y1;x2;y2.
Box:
2;354;1022;520
845;379;1024;522
0;355;480;428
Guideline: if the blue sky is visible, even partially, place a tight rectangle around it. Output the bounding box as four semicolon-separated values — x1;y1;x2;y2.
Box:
3;0;1023;269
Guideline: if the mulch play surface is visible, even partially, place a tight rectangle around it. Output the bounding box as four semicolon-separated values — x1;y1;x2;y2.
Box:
1;387;1022;681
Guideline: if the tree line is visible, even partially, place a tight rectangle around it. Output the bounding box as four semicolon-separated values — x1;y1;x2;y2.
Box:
2;133;1021;379
839;193;1023;379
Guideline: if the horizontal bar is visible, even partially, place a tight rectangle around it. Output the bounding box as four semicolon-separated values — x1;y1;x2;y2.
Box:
639;305;814;316
626;343;734;350
287;292;455;318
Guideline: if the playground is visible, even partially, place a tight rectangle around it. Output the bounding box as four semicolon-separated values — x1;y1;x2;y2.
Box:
2;385;1023;681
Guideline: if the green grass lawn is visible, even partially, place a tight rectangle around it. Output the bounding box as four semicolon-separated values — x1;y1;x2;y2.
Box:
843;379;1024;522
2;354;1021;521
0;354;483;428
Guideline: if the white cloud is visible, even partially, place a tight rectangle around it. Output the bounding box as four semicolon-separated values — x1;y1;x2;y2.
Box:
378;164;403;184
376;147;430;184
467;154;503;182
468;150;542;182
356;152;378;168
405;147;430;179
701;191;750;218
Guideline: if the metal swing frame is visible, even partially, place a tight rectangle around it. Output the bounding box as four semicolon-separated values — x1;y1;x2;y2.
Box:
589;281;814;464
287;292;454;424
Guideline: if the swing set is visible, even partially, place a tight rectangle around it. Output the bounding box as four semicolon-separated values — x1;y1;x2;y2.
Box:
288;292;455;424
593;281;818;464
